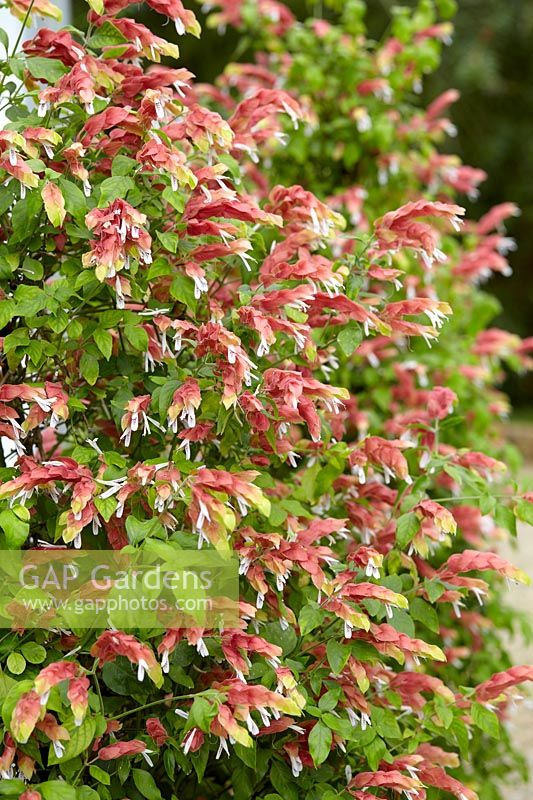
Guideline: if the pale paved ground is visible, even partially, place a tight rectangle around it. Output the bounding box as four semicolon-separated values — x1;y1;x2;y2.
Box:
499;467;533;799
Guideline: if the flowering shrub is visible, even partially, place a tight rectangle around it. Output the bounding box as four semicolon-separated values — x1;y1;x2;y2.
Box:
195;1;533;793
0;2;532;800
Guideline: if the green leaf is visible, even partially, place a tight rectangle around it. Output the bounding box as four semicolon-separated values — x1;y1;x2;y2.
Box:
388;608;415;637
478;492;496;516
190;744;209;783
6;652;26;675
436;0;458;17
424;578;447;603
0;507;29;548
89;765;110;785
0;249;18;280
88;20;128;48
125;516;165;545
162;186;185;213
14;285;48;317
515;499;533;526
216;152;241;181
318;690;339;712
20;642;47;664
26;57;69;82
234;741;256;769
0;185;15;215
363;735;387;770
77;788;100;800
154;378;181;419
93;328;114;360
0;298;16;328
94;495;117;522
233;765;257;800
124;324;149;352
22;256;44;281
326;639;350;675
0;779;25;797
101;660;146;697
40;781;77;800
451;718;470;760
111;154;138;176
494;502;517;536
11;192;42;246
372;706;401;739
0;668;16;706
49;718;97;764
156;231;180;253
188;695;217;731
104;451;127;468
263;621;297;656
270;762;298;800
3;328;29;353
410;597;439;633
337;322;363;356
59;179;88;221
268;504;287;527
434;695;454;729
170;273;196;311
132;769;163;800
308;720;332;766
80;352;100;386
395;512;420;549
471;701;500;739
298;602;323;635
280;499;312;518
147;259;172;280
163;748;175;780
98;177;134;207
7;56;25;82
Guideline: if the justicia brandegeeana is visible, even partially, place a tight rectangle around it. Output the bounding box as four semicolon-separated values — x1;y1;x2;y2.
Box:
0;0;532;798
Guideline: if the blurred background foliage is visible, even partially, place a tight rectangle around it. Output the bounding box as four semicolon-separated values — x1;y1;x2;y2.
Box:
423;0;533;410
73;0;533;407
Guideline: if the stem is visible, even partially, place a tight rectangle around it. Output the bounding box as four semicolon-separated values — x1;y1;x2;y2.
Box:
430;493;523;504
10;0;36;57
92;662;105;716
109;692;198;721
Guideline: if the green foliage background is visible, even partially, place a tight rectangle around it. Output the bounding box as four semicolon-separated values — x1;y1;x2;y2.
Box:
424;0;533;408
